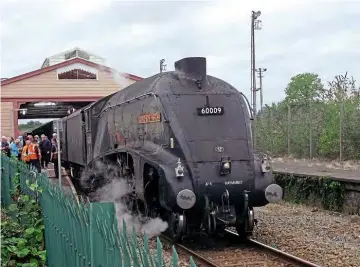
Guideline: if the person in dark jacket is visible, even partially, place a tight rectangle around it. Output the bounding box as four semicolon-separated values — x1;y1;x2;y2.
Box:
40;134;51;169
1;136;10;157
22;134;27;147
17;136;23;160
50;138;59;179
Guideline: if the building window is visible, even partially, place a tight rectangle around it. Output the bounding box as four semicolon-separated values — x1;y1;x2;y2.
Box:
64;49;90;61
58;69;97;79
64;50;77;60
77;50;90;60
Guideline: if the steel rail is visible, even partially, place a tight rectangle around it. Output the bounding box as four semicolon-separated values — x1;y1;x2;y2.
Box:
224;229;322;267
160;235;220;267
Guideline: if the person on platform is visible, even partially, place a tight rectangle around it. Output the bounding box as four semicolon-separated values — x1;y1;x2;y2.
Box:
1;136;10;157
17;136;23;160
28;138;41;173
8;137;15;145
22;134;27;147
34;135;40;144
50;138;59;179
22;138;32;166
52;133;57;143
10;139;19;158
40;134;51;169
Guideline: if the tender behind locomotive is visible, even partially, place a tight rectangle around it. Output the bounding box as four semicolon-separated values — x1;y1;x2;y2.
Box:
50;57;283;239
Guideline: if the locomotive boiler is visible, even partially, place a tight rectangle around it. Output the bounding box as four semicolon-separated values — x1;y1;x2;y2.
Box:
40;57;283;239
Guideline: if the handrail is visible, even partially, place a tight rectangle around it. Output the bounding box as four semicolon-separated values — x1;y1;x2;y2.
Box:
240;92;254;120
98;92;156;116
97;92;169;121
97;92;167;117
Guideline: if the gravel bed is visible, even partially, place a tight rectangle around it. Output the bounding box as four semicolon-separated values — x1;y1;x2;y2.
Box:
198;247;294;267
252;201;360;267
150;238;294;267
135;201;360;266
147;237;191;267
148;236;299;266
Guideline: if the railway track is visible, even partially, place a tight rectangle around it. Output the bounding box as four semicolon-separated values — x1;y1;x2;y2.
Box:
161;229;322;267
69;168;321;267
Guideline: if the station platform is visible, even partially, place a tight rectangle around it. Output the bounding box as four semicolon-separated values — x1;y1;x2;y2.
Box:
41;163;78;197
271;158;360;183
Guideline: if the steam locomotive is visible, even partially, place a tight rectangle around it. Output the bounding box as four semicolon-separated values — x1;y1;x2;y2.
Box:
30;57;283;240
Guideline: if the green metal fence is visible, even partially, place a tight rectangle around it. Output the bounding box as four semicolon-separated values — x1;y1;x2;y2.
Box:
1;154;196;267
1;154;17;206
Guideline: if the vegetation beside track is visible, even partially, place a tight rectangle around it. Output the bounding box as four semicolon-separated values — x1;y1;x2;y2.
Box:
275;173;346;212
1;172;46;267
255;72;360;160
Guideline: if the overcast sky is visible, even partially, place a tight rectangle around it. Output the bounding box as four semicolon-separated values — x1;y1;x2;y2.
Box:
2;0;360;120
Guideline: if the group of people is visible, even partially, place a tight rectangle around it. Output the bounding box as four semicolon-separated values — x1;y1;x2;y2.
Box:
1;133;60;178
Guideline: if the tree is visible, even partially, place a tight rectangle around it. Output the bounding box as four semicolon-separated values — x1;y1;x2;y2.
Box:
256;72;359;160
319;73;360;160
18;121;43;131
284;73;325;158
327;72;356;102
285;73;325;104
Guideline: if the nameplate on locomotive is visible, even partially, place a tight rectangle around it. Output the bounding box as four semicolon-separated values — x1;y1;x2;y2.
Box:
138;113;161;124
197;106;224;116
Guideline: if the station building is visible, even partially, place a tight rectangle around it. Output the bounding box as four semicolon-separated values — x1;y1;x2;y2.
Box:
1;47;142;138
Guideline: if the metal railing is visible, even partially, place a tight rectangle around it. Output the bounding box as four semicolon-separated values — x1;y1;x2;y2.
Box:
0;154;196;267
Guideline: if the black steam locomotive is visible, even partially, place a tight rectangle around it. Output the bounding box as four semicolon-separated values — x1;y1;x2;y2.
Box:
31;57;283;239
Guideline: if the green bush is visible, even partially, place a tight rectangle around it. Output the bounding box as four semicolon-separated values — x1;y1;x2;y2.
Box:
275;173;346;212
1;172;46;267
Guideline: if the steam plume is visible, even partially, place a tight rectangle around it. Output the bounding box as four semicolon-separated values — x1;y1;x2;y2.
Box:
110;68;130;90
98;62;130;90
81;161;168;238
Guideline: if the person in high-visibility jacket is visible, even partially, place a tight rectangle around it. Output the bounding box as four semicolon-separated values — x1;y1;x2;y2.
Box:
22;139;32;165
28;139;42;173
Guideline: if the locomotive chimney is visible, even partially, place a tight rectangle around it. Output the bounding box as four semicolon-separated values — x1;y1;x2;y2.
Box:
174;57;207;83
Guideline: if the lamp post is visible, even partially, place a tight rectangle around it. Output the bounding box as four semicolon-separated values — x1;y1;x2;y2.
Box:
12;108;27;115
10;108;27;140
54;120;62;187
255;68;267;112
160;59;166;73
250;10;262;148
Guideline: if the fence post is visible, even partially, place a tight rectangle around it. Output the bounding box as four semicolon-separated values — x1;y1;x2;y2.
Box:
339;101;344;162
309;102;313;159
89;202;117;267
287;104;291;156
269;108;274;152
252;118;257;151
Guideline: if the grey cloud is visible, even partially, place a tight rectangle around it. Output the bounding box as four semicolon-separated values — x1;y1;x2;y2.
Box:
1;1;360;107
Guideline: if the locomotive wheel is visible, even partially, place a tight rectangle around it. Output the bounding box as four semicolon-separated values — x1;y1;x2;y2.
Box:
168;212;186;241
235;207;254;238
204;212;217;235
203;195;217;235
